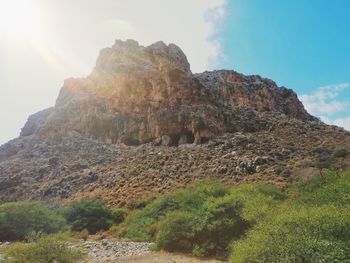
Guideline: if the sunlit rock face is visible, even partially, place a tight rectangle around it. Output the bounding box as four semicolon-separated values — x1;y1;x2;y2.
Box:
4;39;350;205
20;39;314;146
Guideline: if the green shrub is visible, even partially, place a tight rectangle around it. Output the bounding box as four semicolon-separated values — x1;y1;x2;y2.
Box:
334;148;350;159
0;202;66;241
3;235;83;263
290;171;350;205
313;153;334;175
126;196;155;210
62;198;113;234
121;182;282;258
122;181;229;241
230;204;350;263
122;194;181;241
156;195;249;259
112;209;128;224
228;184;285;223
120;173;350;261
155;211;196;253
334;148;350;173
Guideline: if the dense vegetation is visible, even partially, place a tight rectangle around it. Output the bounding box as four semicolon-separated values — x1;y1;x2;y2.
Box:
62;198;116;234
0;171;349;262
115;171;350;262
230;172;350;262
0;202;66;241
231;204;350;263
3;235;83;263
0;198;117;262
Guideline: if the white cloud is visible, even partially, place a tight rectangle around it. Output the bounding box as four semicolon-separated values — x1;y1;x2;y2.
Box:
300;83;350;116
301;83;350;131
320;116;350;130
319;82;350;91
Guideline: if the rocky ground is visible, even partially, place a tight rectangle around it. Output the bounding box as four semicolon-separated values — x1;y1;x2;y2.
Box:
115;252;223;263
1;113;349;207
76;240;152;263
0;240;221;263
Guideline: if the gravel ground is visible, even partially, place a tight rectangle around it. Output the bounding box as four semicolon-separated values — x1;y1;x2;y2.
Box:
77;240;223;263
77;240;153;263
1;240;223;263
115;252;224;263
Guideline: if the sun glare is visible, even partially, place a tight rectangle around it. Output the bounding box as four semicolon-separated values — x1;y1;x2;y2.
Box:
0;0;43;41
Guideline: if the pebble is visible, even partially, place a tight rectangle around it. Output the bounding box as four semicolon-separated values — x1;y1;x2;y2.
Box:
1;240;152;263
72;240;153;263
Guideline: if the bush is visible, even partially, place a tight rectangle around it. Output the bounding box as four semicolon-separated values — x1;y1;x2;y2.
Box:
62;198;113;234
122;181;229;241
290;171;350;205
156;195;249;259
112;209;128;224
126;196;155;210
122;194;181;241
155;211;196;253
228;184;285;223
121;182;282;259
3;235;83;263
120;172;350;261
334;148;350;159
334;148;350;172
0;202;66;241
313;153;334;175
230;204;350;263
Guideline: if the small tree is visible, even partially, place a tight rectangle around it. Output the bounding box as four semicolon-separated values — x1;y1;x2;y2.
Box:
112;209;128;224
333;148;350;173
314;154;334;176
62;198;113;234
156;195;249;259
4;235;83;263
0;202;66;241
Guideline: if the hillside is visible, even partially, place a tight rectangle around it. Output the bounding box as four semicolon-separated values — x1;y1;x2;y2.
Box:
0;40;349;206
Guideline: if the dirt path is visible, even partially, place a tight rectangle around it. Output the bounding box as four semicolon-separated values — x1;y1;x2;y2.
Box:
114;252;224;263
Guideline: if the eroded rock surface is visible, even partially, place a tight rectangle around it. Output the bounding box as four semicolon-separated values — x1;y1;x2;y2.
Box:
1;39;349;205
20;40;314;146
1;114;349;206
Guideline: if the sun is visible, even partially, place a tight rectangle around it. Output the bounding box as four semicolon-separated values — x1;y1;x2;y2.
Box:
0;0;43;41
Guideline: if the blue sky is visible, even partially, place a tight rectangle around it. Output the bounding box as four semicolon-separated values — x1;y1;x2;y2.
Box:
0;0;349;145
219;0;350;126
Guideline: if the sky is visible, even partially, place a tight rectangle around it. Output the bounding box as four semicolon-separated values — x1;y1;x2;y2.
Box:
0;0;349;145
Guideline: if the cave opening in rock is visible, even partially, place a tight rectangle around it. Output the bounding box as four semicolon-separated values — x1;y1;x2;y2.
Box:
170;134;181;147
200;137;210;144
183;131;195;144
169;131;195;146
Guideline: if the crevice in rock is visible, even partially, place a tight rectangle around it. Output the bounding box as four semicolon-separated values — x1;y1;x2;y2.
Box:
200;137;210;144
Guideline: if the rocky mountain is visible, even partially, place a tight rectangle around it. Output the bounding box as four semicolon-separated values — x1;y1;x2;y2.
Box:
1;40;349;206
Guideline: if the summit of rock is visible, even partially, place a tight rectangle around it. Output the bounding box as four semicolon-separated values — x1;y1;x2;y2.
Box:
20;40;314;147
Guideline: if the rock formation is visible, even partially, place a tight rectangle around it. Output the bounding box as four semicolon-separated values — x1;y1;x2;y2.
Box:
1;39;349;206
21;40;313;146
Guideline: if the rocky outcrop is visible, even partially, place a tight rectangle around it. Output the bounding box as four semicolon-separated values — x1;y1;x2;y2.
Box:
1;39;349;206
20;40;314;146
1;114;349;206
20;108;53;137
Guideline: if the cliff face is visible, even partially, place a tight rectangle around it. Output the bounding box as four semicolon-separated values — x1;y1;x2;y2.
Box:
20;40;313;146
3;39;348;206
